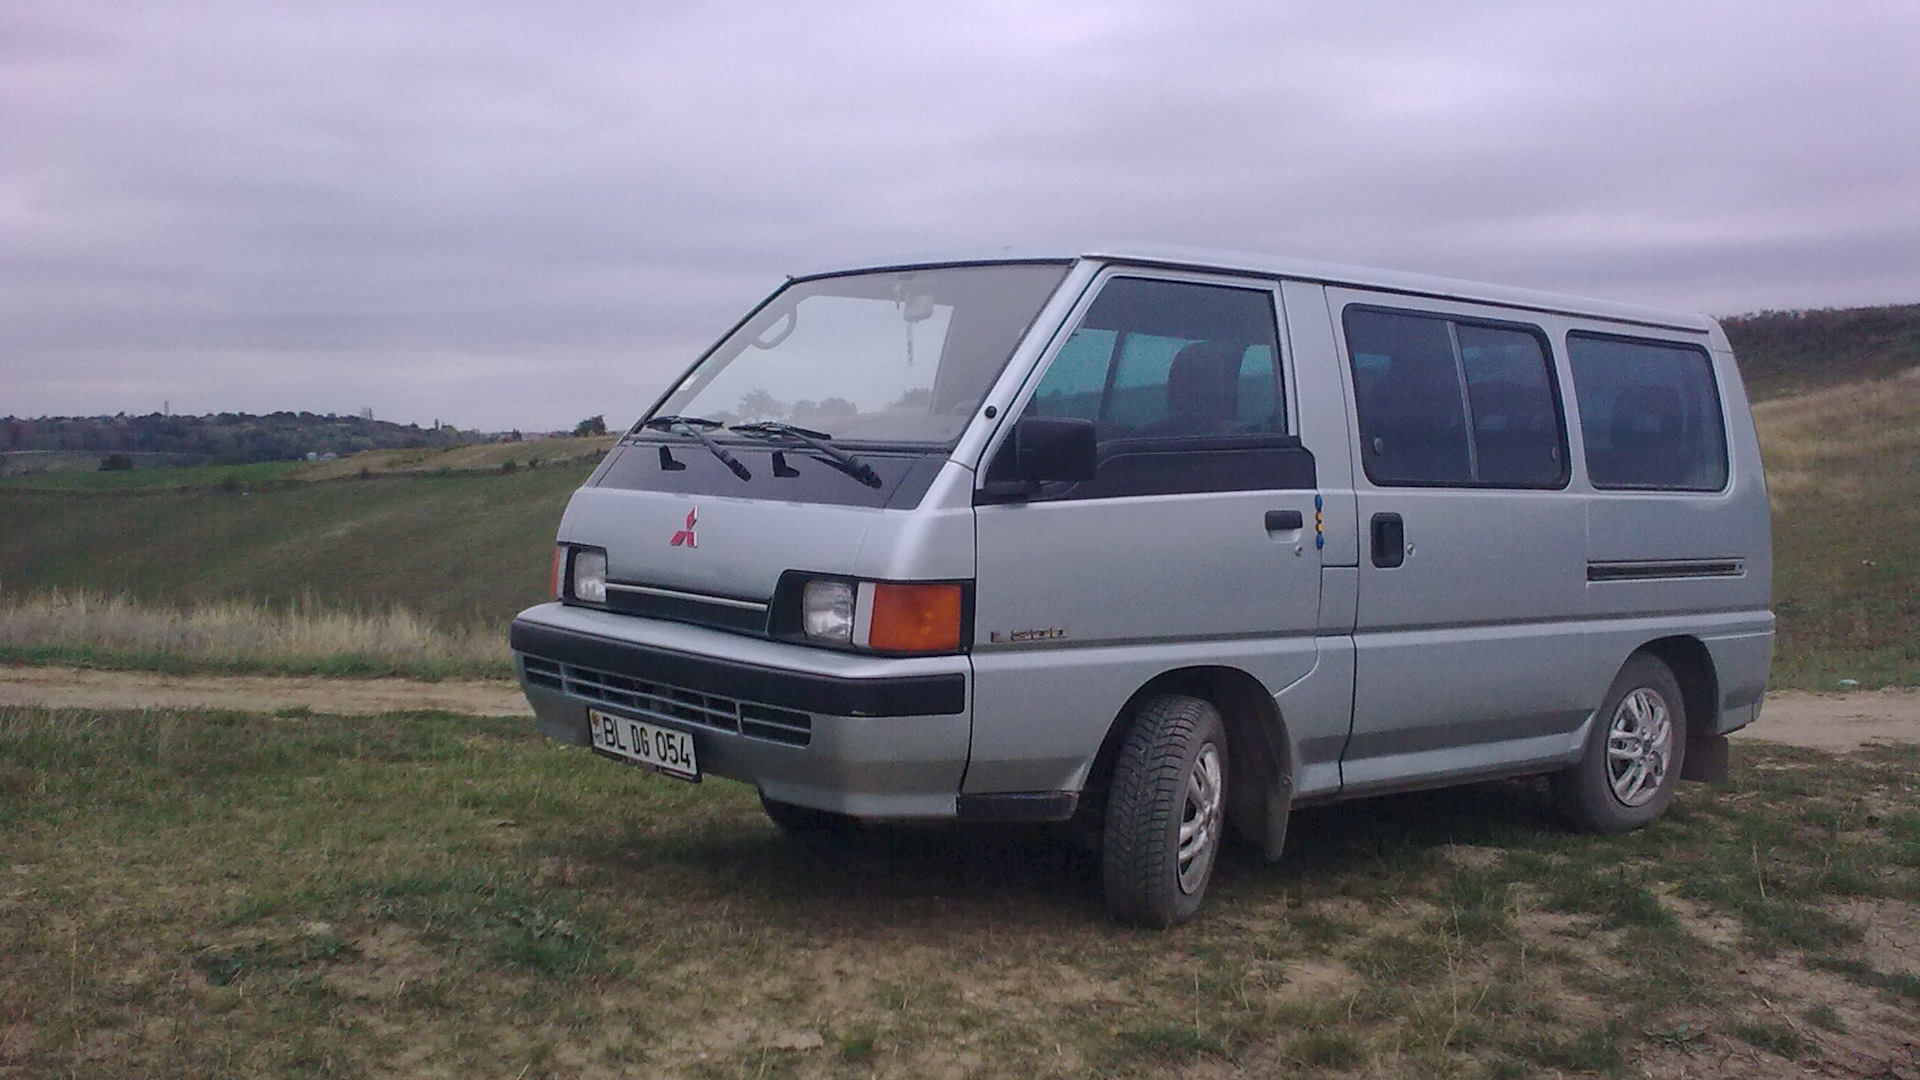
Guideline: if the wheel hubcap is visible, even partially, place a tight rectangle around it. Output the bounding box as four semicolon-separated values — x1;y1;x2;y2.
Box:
1177;743;1223;895
1605;687;1673;807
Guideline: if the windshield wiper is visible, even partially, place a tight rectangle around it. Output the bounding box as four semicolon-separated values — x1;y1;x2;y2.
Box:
642;415;751;481
729;422;883;488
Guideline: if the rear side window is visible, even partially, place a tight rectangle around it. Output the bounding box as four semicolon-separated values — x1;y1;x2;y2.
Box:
1567;333;1728;491
1027;277;1285;441
1344;307;1566;488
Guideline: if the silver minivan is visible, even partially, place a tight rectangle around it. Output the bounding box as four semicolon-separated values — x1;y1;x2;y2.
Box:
512;248;1773;926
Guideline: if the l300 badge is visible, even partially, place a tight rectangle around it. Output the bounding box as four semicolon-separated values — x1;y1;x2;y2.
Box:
989;627;1067;644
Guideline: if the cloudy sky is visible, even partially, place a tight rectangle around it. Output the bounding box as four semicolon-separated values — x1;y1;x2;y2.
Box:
6;2;1918;431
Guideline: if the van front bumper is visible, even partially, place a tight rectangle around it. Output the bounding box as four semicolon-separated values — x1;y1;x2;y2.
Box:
509;603;972;819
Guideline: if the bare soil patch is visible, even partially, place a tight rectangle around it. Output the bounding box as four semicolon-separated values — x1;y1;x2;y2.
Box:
0;664;529;716
1733;688;1920;750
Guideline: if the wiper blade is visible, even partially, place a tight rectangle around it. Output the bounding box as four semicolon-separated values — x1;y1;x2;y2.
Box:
642;415;751;481
729;422;883;488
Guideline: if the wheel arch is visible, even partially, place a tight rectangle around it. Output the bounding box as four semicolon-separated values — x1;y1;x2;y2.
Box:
1636;635;1720;738
1082;665;1293;856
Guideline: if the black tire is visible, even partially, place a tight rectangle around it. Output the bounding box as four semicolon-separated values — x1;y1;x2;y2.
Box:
758;792;856;838
1102;695;1230;927
1556;653;1687;833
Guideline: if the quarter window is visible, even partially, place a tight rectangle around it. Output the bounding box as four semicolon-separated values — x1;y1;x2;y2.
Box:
1344;307;1566;488
1568;333;1727;490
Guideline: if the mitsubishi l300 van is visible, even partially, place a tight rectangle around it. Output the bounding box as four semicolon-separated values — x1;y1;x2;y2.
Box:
511;247;1773;926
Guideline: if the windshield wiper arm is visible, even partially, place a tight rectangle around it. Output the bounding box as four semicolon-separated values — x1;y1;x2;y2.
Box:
729;422;883;488
642;415;751;481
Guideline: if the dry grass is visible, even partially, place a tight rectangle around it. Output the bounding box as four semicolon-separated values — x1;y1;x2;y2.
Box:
1752;366;1920;507
292;435;616;480
1752;367;1920;688
0;590;511;679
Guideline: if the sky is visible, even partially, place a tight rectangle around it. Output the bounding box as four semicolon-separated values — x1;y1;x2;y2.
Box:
5;2;1918;432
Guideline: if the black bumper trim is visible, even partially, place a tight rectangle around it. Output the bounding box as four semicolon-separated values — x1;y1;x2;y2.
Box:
511;618;967;718
955;792;1079;823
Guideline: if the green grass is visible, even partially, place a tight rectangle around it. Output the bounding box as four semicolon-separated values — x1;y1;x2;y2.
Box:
0;459;309;492
5;706;1916;1078
0;463;590;629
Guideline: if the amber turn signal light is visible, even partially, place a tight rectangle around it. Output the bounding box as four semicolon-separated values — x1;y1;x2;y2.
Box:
867;582;964;653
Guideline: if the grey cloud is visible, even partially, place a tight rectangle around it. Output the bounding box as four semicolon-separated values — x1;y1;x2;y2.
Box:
4;1;1917;429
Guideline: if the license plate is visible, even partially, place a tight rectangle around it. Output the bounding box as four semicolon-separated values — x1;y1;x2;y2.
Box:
588;709;699;781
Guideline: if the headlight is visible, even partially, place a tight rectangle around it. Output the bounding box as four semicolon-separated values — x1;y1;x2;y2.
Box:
793;576;965;653
802;580;855;642
569;547;608;604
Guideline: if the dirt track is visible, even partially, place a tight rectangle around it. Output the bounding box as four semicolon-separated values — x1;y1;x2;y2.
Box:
3;666;1918;751
0;666;528;717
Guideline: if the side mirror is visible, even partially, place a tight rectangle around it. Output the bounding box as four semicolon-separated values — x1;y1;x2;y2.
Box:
1013;416;1097;483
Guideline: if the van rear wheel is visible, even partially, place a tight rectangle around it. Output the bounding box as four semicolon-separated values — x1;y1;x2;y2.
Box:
1102;694;1229;927
1556;653;1686;833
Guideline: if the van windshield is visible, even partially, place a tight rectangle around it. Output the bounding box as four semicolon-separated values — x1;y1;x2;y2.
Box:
651;262;1070;447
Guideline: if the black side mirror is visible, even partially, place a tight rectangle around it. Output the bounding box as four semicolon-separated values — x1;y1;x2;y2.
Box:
1013;416;1097;483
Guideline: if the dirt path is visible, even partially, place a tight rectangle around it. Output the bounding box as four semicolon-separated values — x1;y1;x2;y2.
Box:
0;665;530;717
1731;688;1920;751
2;667;1917;750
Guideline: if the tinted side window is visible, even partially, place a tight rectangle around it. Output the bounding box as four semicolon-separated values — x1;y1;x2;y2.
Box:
1027;277;1285;441
1344;308;1566;488
1458;325;1564;486
1568;333;1728;491
1345;309;1471;484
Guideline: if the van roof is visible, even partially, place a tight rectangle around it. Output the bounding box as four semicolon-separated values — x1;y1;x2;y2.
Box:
792;244;1716;335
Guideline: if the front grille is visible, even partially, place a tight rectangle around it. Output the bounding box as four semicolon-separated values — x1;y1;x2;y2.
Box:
603;583;771;636
520;655;811;747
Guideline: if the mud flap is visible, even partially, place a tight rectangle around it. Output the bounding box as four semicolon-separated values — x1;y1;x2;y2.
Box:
1264;776;1293;862
1681;733;1729;785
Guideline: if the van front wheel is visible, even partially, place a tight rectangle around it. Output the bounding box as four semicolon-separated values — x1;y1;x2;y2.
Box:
1102;695;1229;927
1557;654;1686;833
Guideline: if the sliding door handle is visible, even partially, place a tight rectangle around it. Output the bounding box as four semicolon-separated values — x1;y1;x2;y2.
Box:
1371;513;1405;568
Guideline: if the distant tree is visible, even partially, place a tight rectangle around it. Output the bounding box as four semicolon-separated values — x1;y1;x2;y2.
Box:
734;391;786;422
573;415;608;437
99;453;135;471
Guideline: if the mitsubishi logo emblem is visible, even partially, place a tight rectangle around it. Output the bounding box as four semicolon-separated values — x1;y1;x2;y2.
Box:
670;507;698;548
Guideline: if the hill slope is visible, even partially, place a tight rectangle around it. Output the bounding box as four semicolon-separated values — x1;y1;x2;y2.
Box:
2;358;1916;686
1;463;590;628
1754;368;1920;687
1723;304;1920;400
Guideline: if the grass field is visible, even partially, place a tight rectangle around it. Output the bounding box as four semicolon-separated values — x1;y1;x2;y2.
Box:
0;460;309;492
1753;368;1920;688
0;591;508;680
0;463;589;631
3;704;1916;1078
1;364;1916;686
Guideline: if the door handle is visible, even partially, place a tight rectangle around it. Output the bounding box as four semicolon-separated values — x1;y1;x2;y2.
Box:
1371;513;1405;568
1264;509;1304;532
